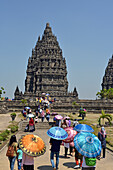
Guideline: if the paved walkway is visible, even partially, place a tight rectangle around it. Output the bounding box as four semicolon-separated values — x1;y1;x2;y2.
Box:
0;127;113;170
0;113;113;170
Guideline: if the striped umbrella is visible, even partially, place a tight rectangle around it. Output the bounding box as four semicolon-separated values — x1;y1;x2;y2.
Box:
74;132;101;158
47;126;68;140
63;127;77;143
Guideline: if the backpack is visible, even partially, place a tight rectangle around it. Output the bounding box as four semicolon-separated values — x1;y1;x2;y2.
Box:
85;157;96;166
6;145;14;157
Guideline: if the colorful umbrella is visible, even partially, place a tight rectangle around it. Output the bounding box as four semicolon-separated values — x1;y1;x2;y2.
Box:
55;115;63;120
47;126;68;140
73;124;94;132
25;106;31;110
74;132;101;158
42;93;46;96
19;134;46;157
51;112;58;116
63;127;77;143
64;116;70;120
46;93;50;96
27;114;35;118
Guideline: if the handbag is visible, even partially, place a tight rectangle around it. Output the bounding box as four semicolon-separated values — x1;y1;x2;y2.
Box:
85;157;96;166
6;145;14;157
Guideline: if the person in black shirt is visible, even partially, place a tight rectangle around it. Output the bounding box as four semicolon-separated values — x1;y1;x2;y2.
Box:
50;138;62;170
98;126;107;158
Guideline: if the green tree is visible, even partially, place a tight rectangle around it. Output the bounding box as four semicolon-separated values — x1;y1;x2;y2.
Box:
21;99;27;106
96;88;113;99
72;101;79;106
98;110;112;126
107;88;113;99
96;89;108;99
0;87;5;99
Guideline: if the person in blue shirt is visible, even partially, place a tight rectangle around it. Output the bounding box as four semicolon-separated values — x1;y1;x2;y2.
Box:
17;145;23;170
50;138;62;170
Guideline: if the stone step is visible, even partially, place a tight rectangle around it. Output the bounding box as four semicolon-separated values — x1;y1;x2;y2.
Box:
20;121;54;130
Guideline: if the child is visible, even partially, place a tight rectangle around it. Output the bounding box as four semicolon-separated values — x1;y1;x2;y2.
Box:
17;145;23;170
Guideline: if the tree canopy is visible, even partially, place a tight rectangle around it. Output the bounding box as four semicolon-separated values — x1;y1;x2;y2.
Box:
96;88;113;99
0;87;5;99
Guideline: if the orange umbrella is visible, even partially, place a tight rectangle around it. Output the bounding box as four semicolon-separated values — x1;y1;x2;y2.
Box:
19;134;46;157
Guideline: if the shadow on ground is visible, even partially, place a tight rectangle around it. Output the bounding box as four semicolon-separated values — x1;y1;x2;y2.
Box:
37;165;53;170
59;155;70;159
63;162;75;168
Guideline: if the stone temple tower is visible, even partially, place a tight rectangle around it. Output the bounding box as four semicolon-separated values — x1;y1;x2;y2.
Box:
24;23;70;98
14;23;78;100
102;55;113;90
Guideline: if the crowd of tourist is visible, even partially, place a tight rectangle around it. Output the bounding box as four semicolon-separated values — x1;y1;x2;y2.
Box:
6;113;106;170
6;94;107;170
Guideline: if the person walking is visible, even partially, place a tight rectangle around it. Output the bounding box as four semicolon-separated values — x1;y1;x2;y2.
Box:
64;142;70;158
50;138;62;170
17;145;23;170
73;147;83;168
7;135;18;170
21;152;34;170
98;126;107;158
46;109;50;122
29;118;35;132
40;110;45;122
69;141;74;156
23;109;27;120
55;119;62;127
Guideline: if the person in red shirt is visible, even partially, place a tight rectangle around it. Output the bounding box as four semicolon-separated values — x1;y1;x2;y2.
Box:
29;118;35;132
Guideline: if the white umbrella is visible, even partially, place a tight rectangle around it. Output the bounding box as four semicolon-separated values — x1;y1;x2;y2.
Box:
27;114;35;118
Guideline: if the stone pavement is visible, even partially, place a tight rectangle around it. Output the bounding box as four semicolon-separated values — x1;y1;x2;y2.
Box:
0;112;113;170
0;126;113;170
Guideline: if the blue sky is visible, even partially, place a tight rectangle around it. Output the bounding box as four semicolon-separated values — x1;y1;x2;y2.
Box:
0;0;113;99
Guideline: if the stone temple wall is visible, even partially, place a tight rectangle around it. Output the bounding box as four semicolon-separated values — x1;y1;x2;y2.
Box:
1;99;113;114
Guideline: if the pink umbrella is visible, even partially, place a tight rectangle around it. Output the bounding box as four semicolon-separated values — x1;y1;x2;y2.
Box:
64;116;70;120
55;115;63;120
63;127;77;143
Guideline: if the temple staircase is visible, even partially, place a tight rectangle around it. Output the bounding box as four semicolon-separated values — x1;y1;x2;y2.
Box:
19;118;54;132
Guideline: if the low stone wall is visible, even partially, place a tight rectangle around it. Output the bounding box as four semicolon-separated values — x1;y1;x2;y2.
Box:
0;99;113;114
51;99;113;113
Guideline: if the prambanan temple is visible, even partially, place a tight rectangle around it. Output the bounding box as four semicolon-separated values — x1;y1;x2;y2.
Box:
14;23;78;100
1;23;113;114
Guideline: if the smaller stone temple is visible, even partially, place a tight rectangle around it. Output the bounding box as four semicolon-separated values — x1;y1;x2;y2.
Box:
102;55;113;90
14;23;78;101
14;86;23;100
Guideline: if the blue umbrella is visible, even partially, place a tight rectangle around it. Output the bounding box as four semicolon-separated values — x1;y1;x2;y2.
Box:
74;132;101;158
25;106;31;110
73;124;94;132
46;93;50;96
47;127;68;140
